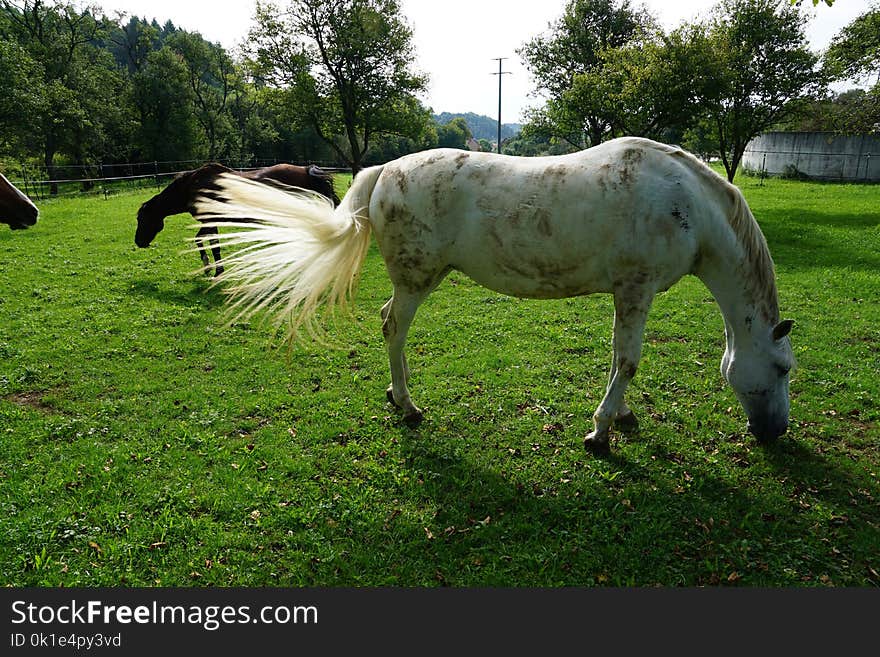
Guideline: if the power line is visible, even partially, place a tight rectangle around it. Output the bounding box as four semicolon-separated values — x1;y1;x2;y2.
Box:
491;57;512;154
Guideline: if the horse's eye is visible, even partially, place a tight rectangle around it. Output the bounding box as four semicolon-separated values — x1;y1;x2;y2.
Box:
776;364;791;377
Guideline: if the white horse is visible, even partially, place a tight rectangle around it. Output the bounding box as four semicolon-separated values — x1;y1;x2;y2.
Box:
194;137;794;452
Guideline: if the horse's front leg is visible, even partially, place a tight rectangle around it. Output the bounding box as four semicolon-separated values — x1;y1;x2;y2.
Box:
585;289;653;452
381;290;423;424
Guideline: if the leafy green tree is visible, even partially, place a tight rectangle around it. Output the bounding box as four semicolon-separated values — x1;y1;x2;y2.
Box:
130;46;199;162
0;36;45;157
554;25;716;144
107;15;160;73
0;1;133;187
246;0;429;173
518;0;656;147
437;117;472;149
61;44;133;165
777;88;879;134
226;83;278;166
167;31;236;160
699;0;823;181
825;4;880;86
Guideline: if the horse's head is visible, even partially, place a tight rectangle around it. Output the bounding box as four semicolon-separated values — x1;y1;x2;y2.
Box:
135;197;165;247
0;174;38;230
722;319;795;441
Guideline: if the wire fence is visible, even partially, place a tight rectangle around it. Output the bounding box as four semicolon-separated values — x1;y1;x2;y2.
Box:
6;158;351;201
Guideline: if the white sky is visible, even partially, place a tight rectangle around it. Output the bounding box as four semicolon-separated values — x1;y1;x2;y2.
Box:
97;0;875;122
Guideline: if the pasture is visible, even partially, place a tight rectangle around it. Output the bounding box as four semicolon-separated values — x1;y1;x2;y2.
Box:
1;171;877;586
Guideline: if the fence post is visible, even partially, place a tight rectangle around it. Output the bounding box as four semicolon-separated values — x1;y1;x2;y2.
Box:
154;161;160;190
100;163;108;200
866;153;872;182
20;161;29;199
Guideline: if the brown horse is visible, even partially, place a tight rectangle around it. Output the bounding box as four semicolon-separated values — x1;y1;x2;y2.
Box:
134;162;340;276
0;173;39;230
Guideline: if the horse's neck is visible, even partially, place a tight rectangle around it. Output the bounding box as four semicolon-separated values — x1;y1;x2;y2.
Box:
154;177;194;217
697;236;778;351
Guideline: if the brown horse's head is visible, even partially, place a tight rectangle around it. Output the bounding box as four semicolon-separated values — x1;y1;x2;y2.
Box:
135;164;231;247
134;195;166;247
0;173;38;230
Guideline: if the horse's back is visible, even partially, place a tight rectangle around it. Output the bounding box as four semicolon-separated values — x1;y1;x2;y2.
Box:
369;140;721;299
251;164;338;205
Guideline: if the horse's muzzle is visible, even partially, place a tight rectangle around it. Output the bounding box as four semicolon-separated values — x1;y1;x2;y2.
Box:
134;231;153;248
748;417;789;442
9;209;37;229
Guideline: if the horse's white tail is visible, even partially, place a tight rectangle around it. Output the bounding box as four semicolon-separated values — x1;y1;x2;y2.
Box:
193;166;384;342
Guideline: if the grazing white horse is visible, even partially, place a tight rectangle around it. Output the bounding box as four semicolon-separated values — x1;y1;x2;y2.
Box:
195;137;794;452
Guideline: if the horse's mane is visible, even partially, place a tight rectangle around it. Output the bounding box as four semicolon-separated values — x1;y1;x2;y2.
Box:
643;140;779;323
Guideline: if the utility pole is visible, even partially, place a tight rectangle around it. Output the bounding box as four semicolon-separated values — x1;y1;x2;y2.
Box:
491;57;511;154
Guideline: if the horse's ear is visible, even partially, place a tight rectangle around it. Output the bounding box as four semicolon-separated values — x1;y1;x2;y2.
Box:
772;319;794;341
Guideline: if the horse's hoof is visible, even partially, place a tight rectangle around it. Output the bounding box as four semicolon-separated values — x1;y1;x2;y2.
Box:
584;433;611;454
403;409;424;427
615;411;639;433
214;267;224;277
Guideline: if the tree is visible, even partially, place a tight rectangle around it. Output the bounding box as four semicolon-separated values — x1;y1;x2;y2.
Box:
0;36;45;157
518;0;656;147
821;4;880;137
130;46;199;162
436;117;471;149
247;0;429;173
699;0;823;181
777;88;879;134
107;15;160;74
0;0;122;183
824;4;880;84
167;31;237;161
563;25;718;143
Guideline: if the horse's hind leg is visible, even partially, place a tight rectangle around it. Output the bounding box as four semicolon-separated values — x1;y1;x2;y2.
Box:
206;226;223;277
195;227;211;275
381;299;410;391
585;288;653;452
381;289;425;424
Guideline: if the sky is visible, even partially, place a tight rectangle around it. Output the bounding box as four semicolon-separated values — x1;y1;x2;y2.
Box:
97;0;875;123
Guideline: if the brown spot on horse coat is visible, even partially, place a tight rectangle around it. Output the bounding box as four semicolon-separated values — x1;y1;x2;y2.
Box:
394;170;409;195
617;148;645;187
536;210;553;238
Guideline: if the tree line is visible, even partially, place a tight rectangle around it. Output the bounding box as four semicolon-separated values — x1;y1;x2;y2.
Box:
0;0;877;186
517;0;878;181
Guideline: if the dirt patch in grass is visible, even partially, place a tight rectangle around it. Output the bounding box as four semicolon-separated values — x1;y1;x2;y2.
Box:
5;390;61;413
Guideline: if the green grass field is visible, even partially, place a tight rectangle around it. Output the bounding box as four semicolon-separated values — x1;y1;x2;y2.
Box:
1;170;878;587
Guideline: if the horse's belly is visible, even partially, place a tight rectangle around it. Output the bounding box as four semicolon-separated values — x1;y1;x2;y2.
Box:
455;252;610;299
452;209;694;300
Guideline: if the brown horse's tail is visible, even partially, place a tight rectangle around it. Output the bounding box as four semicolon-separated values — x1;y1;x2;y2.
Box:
193;165;385;343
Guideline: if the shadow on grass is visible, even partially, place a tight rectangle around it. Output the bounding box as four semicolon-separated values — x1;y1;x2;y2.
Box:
328;418;880;586
760;209;880;273
128;277;227;310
